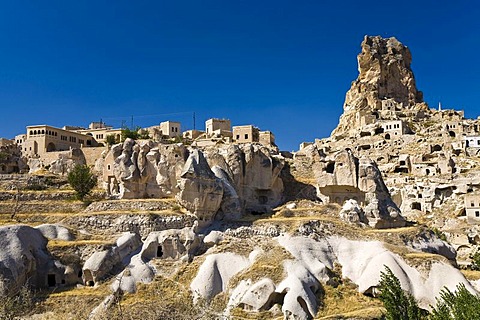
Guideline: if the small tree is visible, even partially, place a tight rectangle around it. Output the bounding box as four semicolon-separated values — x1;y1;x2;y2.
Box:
429;283;480;320
105;134;118;146
378;266;423;320
67;164;97;201
470;249;480;271
121;127;139;141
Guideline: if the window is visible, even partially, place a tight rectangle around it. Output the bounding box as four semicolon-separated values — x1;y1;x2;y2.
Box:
472;202;475;207
476;211;480;217
244;134;248;139
236;135;240;139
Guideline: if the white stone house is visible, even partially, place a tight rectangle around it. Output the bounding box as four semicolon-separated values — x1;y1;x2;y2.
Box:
465;193;480;224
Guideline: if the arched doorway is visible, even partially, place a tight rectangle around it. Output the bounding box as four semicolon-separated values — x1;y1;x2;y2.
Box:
46;142;56;152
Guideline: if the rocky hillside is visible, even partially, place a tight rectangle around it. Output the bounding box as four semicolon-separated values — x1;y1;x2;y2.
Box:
1;35;480;320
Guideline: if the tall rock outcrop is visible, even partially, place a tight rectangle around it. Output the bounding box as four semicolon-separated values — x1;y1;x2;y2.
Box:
176;150;224;225
332;35;425;138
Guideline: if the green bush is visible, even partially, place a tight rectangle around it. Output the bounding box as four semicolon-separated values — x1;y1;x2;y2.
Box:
105;134;118;146
429;283;480;320
67;164;97;201
470;249;480;271
378;266;422;320
121;127;139;141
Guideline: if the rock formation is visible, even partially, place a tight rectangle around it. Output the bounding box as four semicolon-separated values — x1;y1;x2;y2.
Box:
332;35;425;138
103;139;188;199
0;225;58;294
176;149;224;224
104;141;284;225
297;147;405;228
49;148;86;175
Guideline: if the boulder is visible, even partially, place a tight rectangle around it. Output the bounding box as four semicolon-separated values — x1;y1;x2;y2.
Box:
82;232;142;286
35;224;74;241
140;226;200;262
49;148;86;175
0;225;54;294
339;199;368;225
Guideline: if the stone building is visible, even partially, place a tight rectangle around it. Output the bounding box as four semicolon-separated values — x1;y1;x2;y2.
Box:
20;125;97;157
445;121;463;138
465;194;480;224
381;120;408;139
205;118;231;136
75;122;122;145
233;125;259;144
160;121;181;138
259;131;275;146
465;136;480;148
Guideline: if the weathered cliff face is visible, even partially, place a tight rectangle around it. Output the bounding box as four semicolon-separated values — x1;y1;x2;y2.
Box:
295;146;405;228
103;141;284;224
332;35;425;138
103;139;188;199
204;144;284;214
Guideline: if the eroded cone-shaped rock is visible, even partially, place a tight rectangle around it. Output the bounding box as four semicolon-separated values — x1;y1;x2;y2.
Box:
332;35;424;138
358;156;405;228
176;149;224;224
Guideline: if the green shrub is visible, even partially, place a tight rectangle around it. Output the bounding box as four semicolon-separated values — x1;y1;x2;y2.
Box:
470;249;480;271
429;283;480;320
378;266;422;320
67;164;97;201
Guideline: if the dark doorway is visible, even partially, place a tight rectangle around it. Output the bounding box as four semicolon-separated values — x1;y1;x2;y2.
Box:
47;274;56;287
326;162;335;174
157;246;163;258
412;202;422;211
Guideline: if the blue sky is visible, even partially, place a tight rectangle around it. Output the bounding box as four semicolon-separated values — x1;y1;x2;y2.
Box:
0;1;479;150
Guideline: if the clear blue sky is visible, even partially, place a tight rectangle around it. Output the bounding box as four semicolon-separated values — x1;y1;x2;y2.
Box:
1;1;479;150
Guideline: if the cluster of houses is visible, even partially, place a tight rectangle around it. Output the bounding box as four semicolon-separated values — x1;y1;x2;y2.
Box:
9;117;275;159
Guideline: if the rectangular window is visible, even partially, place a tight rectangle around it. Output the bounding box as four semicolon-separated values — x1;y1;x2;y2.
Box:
236;135;240;139
244;134;248;139
472;202;475;207
476;211;480;217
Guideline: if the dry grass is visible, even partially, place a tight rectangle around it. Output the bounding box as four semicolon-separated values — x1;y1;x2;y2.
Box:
461;269;480;281
316;282;383;319
230;244;292;287
47;239;113;249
